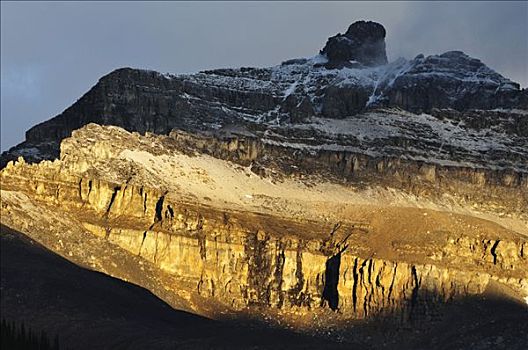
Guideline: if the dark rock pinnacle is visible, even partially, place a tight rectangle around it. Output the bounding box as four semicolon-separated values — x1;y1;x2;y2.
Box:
321;21;388;68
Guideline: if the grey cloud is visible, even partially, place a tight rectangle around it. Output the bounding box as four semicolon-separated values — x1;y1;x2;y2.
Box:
1;1;527;151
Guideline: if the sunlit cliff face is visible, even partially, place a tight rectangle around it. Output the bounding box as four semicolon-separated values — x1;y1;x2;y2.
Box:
2;123;526;325
1;19;527;350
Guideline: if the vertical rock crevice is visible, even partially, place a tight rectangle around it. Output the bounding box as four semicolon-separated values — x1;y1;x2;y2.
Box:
352;257;359;312
409;265;421;320
490;240;500;265
288;245;308;307
105;186;121;216
273;241;286;308
138;230;148;256
154;195;165;222
245;231;273;306
321;252;342;311
141;188;147;215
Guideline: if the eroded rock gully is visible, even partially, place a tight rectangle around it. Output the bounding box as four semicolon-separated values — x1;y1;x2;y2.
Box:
1;150;527;325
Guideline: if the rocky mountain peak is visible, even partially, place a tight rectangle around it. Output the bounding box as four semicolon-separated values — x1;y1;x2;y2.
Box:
2;16;528;350
1;20;526;168
321;21;388;68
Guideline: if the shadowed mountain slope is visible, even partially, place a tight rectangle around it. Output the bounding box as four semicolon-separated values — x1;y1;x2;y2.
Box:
0;225;351;350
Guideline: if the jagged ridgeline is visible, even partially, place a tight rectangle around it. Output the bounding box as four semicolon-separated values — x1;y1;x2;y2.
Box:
1;21;527;349
1;20;526;166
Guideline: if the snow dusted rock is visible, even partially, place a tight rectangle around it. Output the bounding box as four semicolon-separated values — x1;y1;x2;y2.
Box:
382;51;522;113
1;21;526;167
321;21;388;68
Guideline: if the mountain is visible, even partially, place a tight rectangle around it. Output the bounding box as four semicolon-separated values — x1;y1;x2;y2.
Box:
1;21;526;166
1;21;527;349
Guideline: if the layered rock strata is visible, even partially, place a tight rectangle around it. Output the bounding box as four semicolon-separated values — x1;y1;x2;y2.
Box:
2;22;526;166
1;125;526;326
1;19;527;339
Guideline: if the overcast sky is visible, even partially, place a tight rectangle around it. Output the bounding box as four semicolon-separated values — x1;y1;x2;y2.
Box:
1;1;527;151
